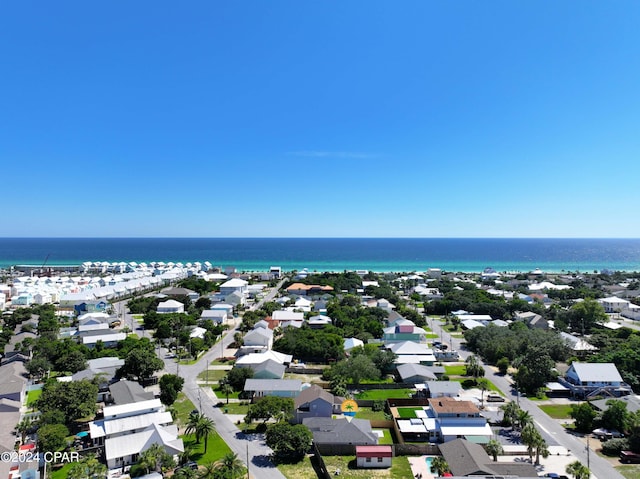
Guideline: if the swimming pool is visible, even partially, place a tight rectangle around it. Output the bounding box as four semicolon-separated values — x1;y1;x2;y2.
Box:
425;456;434;472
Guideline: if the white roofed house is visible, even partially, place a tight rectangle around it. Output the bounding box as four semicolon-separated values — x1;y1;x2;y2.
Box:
88;398;183;469
156;299;185;314
564;362;632;399
237;327;274;356
200;309;228;324
220;278;248;297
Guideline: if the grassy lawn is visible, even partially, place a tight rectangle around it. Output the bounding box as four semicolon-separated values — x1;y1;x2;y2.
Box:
213;386;241;400
173;392;197;426
539;404;574;419
425;333;439;338
197;369;229;383
51;462;73;479
355;389;413;400
26;389;42;407
360;378;395;385
617;465;640;479
279;455;413;479
375;429;394;445
220;402;250;414
396;407;424;419
355;407;388;421
444;364;466;376
181;433;232;465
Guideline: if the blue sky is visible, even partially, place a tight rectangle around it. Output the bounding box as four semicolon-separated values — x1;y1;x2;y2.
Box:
1;1;639;238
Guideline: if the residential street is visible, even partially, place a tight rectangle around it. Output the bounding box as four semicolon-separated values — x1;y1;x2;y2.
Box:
120;279;288;479
430;317;625;479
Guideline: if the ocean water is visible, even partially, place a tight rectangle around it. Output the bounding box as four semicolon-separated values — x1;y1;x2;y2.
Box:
1;238;640;273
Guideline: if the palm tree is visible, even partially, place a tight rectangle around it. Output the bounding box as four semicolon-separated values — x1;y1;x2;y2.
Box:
185;413;203;441
501;401;520;430
485;439;503;462
214;453;246;478
197;462;218;479
139;443;175;474
477;378;490;408
67;454;107;479
465;354;485;383
196;414;216;454
180;443;195;465
533;434;549;465
15;418;31;444
521;423;540;463
516;409;533;431
174;467;199;479
431;456;450;476
219;382;233;405
566;460;590;479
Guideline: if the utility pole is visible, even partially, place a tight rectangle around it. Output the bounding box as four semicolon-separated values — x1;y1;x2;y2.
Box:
206;359;209;385
246;442;250;479
586;435;590;471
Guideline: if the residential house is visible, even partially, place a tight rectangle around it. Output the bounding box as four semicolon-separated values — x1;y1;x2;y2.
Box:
303;417;378;449
200;309;227;324
219;278;248;297
395;397;492;443
156;299;184;314
243;379;302;399
88;398;182;469
0;362;27;403
396;364;439;384
285;283;334;296
308;315;332;329
386;341;436;365
439;439;538;477
108;380;155;405
79;330;127;348
271;310;304;327
560;332;598;357
563;362;632;398
246;360;286;380
293;385;343;424
356;445;392;469
344;337;364;352
235;351;293;368
382;320;427;343
242;328;274;352
422;380;462;398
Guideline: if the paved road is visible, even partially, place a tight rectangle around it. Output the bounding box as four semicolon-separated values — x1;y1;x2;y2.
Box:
119;279;288;479
429;317;625;479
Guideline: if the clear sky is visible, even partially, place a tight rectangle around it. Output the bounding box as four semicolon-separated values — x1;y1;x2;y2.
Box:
1;1;639;238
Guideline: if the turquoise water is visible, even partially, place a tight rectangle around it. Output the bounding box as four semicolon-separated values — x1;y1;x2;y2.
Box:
1;237;640;272
426;456;433;472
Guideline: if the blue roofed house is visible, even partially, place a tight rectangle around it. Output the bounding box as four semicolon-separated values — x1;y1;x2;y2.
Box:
564;362;632;398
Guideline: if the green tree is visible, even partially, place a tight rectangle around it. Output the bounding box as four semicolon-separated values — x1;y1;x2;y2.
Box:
185;413;215;452
501;401;520;430
465;355;485;383
265;422;313;463
25;357;52;379
570;402;597;433
601;399;630;433
119;347;164;382
15;418;32;443
513;347;555;395
37;423;69;452
477;378;490;407
213;452;246;478
496;357;510;375
521;423;539;462
485;439;503;461
246;397;294;424
570;298;607;334
566;460;590;479
67;454;107;479
138;443;176;475
328;354;380;386
225;367;254;391
159;374;185;406
37;379;98;425
219;382;234;405
430;456;450;476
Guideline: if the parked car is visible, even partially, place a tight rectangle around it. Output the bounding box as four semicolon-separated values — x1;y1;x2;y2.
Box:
620;451;640;464
486;393;505;402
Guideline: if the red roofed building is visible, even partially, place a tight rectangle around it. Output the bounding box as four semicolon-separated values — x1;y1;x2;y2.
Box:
356;445;392;469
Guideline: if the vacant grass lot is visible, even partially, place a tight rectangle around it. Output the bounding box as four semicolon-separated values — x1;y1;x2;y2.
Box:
618;465;640;479
444;364;467;376
181;433;232;465
278;455;413;479
26;389;42;407
355;389;414;400
355;407;388;421
539;404;574;419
